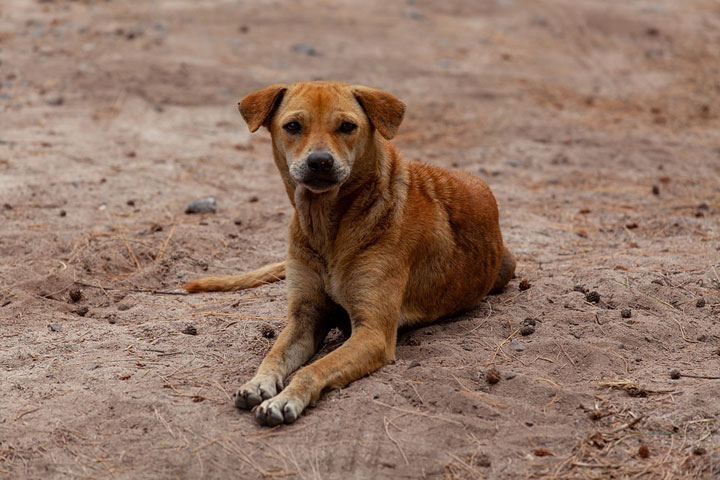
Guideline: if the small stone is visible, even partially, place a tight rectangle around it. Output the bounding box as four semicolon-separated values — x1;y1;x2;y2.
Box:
652;185;660;195
291;43;322;56
520;325;535;336
509;340;526;352
48;324;62;332
185;197;216;214
108;315;117;324
68;287;82;303
248;195;259;203
504;372;517;380
638;445;650;458
669;369;681;380
59;209;66;217
463;345;473;351
261;326;275;339
117;303;131;311
182;325;197;335
518;279;532;291
692;446;706;456
523;317;537;326
585;291;601;303
75;306;89;317
621;309;632;318
372;393;380;399
573;332;581;339
697;334;707;342
233;218;243;226
573;284;588;294
485;367;501;384
696;298;706;308
697;202;709;211
45;93;64;106
86;364;99;370
407;360;421;369
126;199;136;206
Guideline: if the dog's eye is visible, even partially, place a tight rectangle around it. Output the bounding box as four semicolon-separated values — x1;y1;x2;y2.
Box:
338;121;357;134
283;121;302;134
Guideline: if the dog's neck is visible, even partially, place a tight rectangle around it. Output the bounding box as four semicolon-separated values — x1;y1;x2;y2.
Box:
283;137;398;255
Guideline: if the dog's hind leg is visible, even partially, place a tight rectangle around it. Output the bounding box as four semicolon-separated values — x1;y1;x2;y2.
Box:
490;246;516;294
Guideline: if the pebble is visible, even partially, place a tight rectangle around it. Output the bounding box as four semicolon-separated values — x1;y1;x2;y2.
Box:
292;43;322;56
69;288;82;303
696;298;706;308
463;345;473;351
520;325;535;336
504;372;517;380
621;309;632;318
585;291;601;303
523;317;537;326
45;93;64;106
509;340;526;352
233;218;243;226
86;364;100;371
75;306;89;317
652;185;660;195
669;369;681;380
407;360;421;369
48;324;63;332
117;303;131;311
185;197;216;214
573;332;581;339
182;325;197;335
518;279;532;291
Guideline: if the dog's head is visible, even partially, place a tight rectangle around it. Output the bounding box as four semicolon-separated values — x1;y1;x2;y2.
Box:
239;82;405;193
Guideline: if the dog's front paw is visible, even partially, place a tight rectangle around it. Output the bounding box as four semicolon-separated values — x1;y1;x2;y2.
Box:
234;375;283;410
253;393;305;426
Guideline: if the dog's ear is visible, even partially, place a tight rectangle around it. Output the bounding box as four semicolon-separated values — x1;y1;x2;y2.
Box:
238;84;288;132
351;86;406;140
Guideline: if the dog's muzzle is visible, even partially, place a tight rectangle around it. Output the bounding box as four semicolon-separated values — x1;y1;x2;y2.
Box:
294;152;344;191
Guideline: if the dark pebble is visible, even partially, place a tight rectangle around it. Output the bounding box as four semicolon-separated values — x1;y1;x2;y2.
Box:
669;369;681;380
573;284;588;294
75;306;89;317
523;317;537;326
463;345;473;351
407;360;421;369
585;291;601;303
485;367;501;384
573;332;581;339
652;185;660;195
693;446;706;456
621;309;632;318
117;303;131;311
48;324;63;332
126;199;136;207
185;197;216;214
696;298;706;308
248;195;259;203
697;202;709;211
519;279;532;291
520;325;535;336
292;43;322;56
261;326;275;339
233;218;243;226
69;287;82;303
182;325;197;335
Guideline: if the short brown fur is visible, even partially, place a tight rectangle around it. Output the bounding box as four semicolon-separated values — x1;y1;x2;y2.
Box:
183;81;515;426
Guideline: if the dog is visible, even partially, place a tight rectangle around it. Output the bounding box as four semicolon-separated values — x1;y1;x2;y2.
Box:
183;81;515;426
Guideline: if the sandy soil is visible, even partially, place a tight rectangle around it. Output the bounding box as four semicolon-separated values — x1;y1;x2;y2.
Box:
1;0;720;478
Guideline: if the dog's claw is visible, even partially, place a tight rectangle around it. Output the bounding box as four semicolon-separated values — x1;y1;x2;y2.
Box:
234;376;280;410
254;394;303;426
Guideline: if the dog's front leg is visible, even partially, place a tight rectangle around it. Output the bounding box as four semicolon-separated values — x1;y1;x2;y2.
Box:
234;263;335;410
253;301;400;426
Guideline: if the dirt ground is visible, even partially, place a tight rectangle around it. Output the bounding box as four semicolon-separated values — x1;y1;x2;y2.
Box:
1;0;719;478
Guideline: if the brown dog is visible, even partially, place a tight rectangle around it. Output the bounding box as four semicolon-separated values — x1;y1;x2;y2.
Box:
184;81;515;426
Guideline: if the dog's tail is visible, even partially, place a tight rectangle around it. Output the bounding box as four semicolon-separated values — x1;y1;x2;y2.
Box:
182;261;286;293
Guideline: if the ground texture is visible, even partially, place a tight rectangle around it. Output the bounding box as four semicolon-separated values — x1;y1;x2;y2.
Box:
1;0;719;478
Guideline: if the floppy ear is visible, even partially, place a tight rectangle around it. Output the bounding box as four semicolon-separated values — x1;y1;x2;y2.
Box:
238;84;287;132
351;86;406;139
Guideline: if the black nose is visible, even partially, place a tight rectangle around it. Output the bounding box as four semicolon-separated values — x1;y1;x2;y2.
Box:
307;152;334;172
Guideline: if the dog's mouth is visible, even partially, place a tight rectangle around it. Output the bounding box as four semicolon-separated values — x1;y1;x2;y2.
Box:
300;176;341;193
